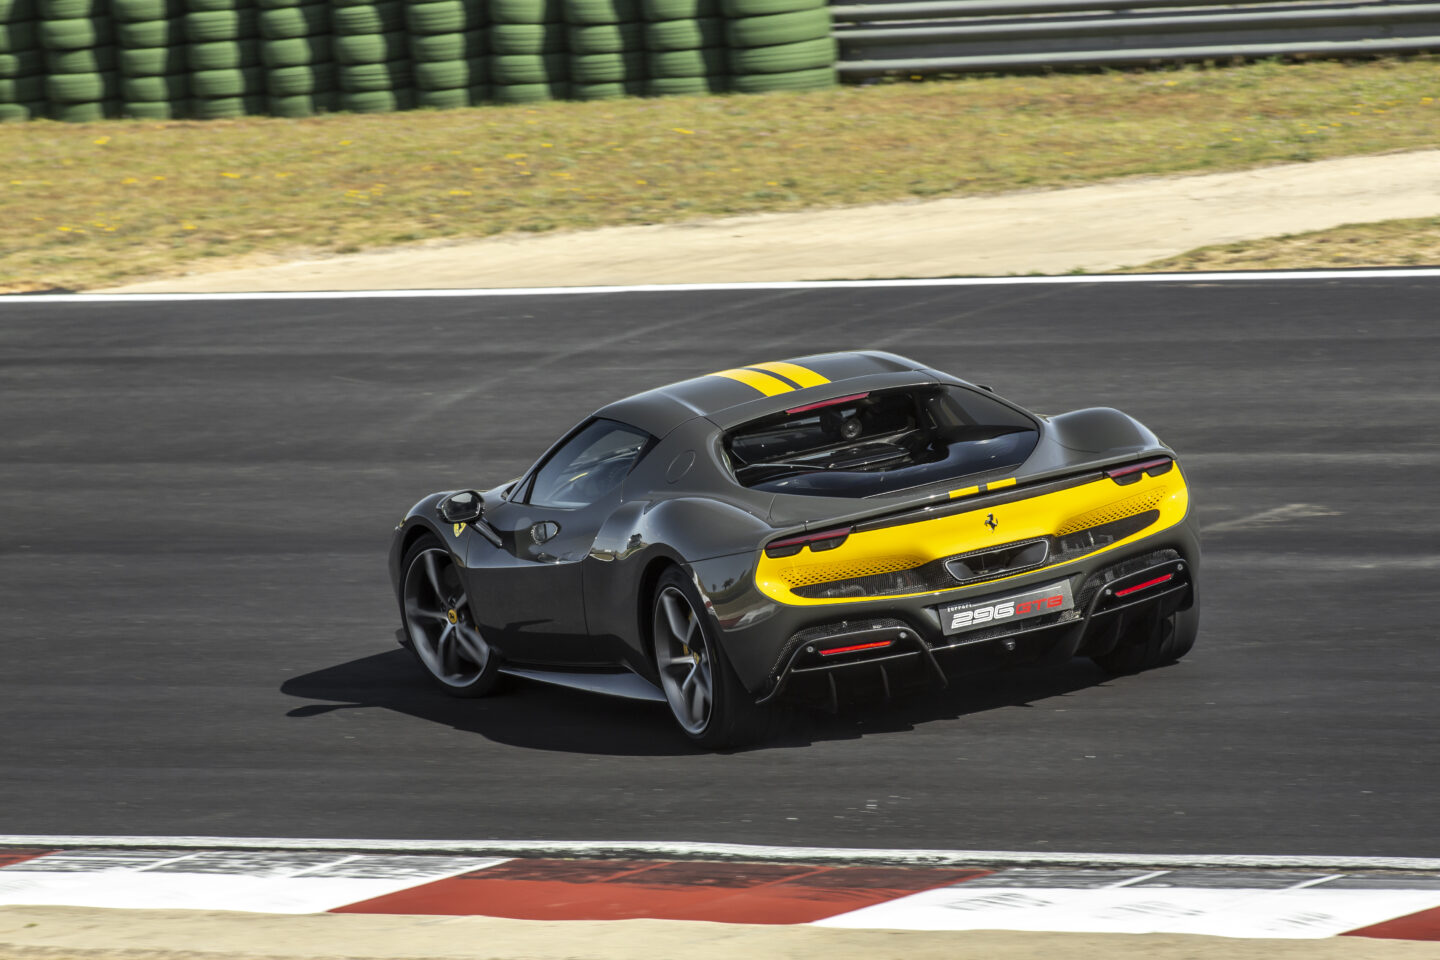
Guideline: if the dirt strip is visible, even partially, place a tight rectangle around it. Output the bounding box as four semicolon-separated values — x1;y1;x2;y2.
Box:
96;149;1440;293
3;907;1440;960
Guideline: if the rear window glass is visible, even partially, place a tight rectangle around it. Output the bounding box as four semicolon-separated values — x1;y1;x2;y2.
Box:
723;385;1039;498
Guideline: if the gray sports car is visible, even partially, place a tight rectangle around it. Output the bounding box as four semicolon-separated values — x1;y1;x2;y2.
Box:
389;351;1199;747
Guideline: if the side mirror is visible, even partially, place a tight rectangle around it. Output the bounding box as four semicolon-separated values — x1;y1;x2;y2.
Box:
438;490;484;524
976;384;995;392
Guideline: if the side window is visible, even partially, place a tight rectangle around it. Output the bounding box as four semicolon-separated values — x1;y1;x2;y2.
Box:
527;419;652;509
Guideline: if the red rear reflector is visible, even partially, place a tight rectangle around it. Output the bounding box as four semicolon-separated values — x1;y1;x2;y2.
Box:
785;392;870;415
1105;457;1173;481
765;527;852;558
1114;573;1174;597
820;640;893;657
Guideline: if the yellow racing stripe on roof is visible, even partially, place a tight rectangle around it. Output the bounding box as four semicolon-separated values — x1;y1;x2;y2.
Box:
748;361;830;389
711;367;794;396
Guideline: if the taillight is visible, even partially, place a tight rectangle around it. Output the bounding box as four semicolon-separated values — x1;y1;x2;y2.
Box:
1114;573;1174;597
1106;457;1173;485
820;639;892;657
764;527;852;559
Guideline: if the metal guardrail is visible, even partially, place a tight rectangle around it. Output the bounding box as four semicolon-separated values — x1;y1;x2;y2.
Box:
831;0;1440;76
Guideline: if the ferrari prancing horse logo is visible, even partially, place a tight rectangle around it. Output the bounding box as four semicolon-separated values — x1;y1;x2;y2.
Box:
984;513;998;531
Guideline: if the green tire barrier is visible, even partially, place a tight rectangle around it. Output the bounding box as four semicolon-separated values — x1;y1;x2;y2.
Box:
724;6;827;46
187;0;248;11
340;85;413;110
188;39;259;68
566;20;640;52
728;35;833;72
646;44;723;76
488;0;562;23
563;0;638;24
116;18;180;47
405;0;469;34
645;72;722;93
261;35;327;65
569;49;641;82
334;29;403;63
643;16;721;50
46;43;114;71
0;98;45;118
45;67;113;100
338;58;409;90
112;0;181;20
571;77;640;97
729;63;831;90
414;83;466;106
184;9;258;41
489;51;564;82
0;0;38;20
721;0;818;15
40;16;110;49
50;96;117;118
265;60;332;93
489;22;565;53
332;2;404;34
409;27;482;59
190;63;262;95
120;44;181;73
490;78;563;100
268;89;335;113
0;71;41;98
121;70;185;99
1;49;44;75
123;98;183;116
413;55;482;88
0;19;38;50
259;3;326;39
38;0;94;19
190;92;262;116
640;0;717;17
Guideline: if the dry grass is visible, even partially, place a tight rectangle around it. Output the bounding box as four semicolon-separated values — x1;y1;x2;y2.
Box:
2;56;1438;291
1124;215;1440;272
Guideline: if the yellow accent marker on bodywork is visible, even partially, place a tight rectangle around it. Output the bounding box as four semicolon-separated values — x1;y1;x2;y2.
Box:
711;367;794;396
988;477;1018;490
452;522;467;537
949;476;1017;499
748;361;830;389
949;485;981;499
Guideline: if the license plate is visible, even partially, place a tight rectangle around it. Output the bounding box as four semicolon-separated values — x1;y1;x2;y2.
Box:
940;580;1074;636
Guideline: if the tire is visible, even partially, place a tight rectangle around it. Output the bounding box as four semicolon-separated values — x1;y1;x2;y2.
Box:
40;16;110;50
487;0;562;22
0;50;44;77
646;44;722;77
185;9;258;41
413;56;482;89
46;69;115;102
116;18;182;47
121;71;185;100
415;84;469;107
332;1;404;34
410;27;483;60
46;44;115;72
646;73;724;94
265;61;333;95
339;58;410;91
120;45;182;74
333;29;403;64
571;78;641;98
50;98;118;120
261;35;328;66
566;21;641;53
0;20;39;53
190;92;263;117
651;568;774;749
0;99;44;121
569;50;642;83
728;36;834;73
188;39;259;69
489;23;566;54
340;85;412;111
0;0;37;21
729;64;832;91
642;17;720;51
190;64;262;96
113;0;181;20
186;0;245;10
725;7;828;47
259;3;327;39
489;52;565;84
399;536;504;698
490;79;563;101
405;0;468;34
0;73;43;101
640;0;717;18
268;89;336;114
563;0;638;24
38;0;93;18
721;0;819;14
122;97;183;116
1092;602;1199;675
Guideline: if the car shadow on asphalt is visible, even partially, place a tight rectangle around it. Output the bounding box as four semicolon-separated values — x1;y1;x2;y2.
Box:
280;647;1118;757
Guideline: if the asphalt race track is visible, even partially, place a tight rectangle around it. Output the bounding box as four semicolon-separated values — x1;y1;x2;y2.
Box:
1;276;1436;858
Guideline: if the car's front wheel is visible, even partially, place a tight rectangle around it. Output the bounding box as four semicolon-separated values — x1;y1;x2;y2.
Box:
1091;602;1199;675
400;534;502;697
651;568;773;749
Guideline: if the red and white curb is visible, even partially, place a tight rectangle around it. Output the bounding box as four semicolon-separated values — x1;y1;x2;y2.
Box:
2;843;1439;941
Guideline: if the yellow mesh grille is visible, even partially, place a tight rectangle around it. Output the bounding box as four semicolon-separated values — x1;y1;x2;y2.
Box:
1055;488;1165;537
779;556;919;588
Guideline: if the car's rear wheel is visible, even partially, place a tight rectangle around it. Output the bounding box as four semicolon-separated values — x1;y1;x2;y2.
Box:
1091;602;1199;675
400;534;502;697
651;568;772;749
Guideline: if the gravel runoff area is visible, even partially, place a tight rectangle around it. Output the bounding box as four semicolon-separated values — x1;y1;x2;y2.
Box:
99;149;1440;293
4;906;1440;960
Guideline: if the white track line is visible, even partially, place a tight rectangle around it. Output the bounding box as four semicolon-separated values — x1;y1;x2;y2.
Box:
3;837;1439;872
3;269;1440;303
